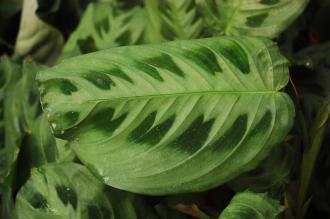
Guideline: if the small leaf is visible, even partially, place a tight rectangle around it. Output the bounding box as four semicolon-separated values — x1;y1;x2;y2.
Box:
218;191;284;219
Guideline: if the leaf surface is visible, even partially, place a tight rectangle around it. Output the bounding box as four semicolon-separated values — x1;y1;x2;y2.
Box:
38;36;294;194
218;191;284;219
15;162;158;219
197;0;309;38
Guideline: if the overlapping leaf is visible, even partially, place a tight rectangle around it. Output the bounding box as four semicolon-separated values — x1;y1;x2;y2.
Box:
197;0;309;38
218;191;284;219
15;162;158;219
38;36;294;195
62;3;147;58
145;0;204;42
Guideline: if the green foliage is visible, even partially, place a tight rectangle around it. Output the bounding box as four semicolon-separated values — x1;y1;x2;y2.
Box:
218;191;284;219
3;0;330;218
37;36;294;194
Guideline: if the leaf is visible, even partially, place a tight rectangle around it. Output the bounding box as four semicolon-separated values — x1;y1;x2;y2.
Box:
155;204;191;219
15;162;158;219
14;0;64;65
197;0;309;38
0;56;22;183
37;36;294;195
144;0;205;41
62;3;147;58
229;142;295;193
218;191;284;219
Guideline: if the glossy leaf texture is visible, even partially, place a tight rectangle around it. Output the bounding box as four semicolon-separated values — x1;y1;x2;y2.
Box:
14;0;64;65
38;36;294;195
62;3;147;58
218;191;284;219
197;0;309;38
144;0;204;42
15;162;158;219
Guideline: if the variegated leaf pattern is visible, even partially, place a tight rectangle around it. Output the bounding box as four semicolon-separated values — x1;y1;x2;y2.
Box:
62;3;147;58
38;36;294;194
145;0;204;42
15;162;158;219
218;191;284;219
197;0;309;38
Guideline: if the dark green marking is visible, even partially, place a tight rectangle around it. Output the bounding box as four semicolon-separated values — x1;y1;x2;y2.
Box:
185;0;196;13
182;45;222;75
137;115;175;145
28;90;38;105
160;23;176;40
88;205;102;219
64;111;79;126
83;72;115;90
91;108;127;133
56;186;77;209
131;114;176;145
96;17;109;36
107;67;133;84
44;79;78;95
260;0;279;5
29;193;48;209
171;115;215;152
115;30;131;46
78;36;97;54
134;60;164;82
241;111;272;143
211;114;248;151
129;111;157;141
144;54;184;77
213;39;250;74
246;13;268;27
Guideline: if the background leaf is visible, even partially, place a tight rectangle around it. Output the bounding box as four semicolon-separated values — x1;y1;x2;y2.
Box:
197;0;309;38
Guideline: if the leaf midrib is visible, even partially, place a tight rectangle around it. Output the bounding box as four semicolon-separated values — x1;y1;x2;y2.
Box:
85;90;279;103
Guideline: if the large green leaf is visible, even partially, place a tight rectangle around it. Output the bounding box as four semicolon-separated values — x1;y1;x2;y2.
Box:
218;191;284;219
38;36;294;195
62;3;147;58
144;0;205;42
15;162;158;219
197;0;309;38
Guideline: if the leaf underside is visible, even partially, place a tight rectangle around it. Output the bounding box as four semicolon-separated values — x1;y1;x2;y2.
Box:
37;36;294;195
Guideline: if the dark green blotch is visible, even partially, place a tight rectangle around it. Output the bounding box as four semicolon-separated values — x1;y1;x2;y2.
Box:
88;205;102;219
129;111;157;141
56;186;77;209
78;36;97;54
115;30;131;46
260;0;279;5
161;23;176;41
64;111;79;126
96;17;109;36
144;54;184;77
45;79;78;95
243;111;272;142
87;205;112;219
83;72;114;90
134;61;164;82
211;114;247;151
183;45;222;75
28;90;38;105
29;193;48;209
130;113;175;145
214;39;250;74
172;115;214;153
91;108;127;134
246;13;268;27
107;67;133;84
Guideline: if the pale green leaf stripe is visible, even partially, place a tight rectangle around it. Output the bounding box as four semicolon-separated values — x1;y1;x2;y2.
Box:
37;36;294;194
218;191;284;219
